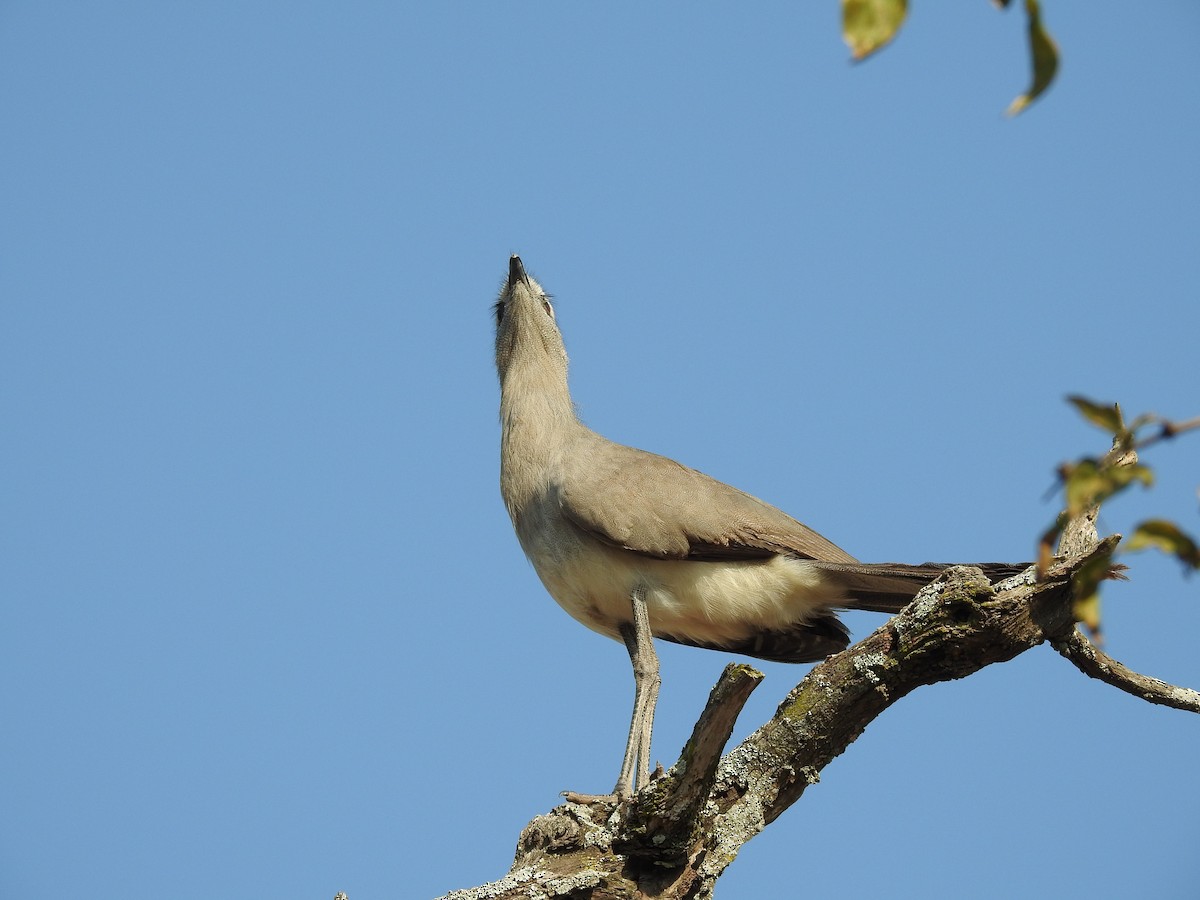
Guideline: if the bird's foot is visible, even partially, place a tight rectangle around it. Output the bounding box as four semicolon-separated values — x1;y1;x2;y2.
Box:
561;789;624;805
562;764;665;805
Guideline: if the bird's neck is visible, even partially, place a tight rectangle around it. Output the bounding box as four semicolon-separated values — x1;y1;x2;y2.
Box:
499;352;580;517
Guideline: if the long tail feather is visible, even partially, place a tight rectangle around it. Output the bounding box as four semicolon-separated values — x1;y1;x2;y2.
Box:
815;561;1031;613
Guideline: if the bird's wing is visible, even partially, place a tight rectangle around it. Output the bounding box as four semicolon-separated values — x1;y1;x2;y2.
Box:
558;438;858;564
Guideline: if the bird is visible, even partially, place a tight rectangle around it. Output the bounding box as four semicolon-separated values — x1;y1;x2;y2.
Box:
494;254;1025;800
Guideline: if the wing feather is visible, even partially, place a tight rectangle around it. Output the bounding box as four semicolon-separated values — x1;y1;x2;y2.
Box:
558;439;857;564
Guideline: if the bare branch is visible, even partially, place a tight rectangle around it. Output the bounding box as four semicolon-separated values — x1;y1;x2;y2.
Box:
619;663;764;866
708;551;1088;840
1052;628;1200;714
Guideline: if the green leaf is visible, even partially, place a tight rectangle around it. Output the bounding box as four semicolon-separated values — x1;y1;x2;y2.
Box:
1127;519;1200;569
1006;0;1060;116
1037;511;1069;576
1071;549;1115;640
1073;591;1102;638
1062;459;1105;516
1062;458;1153;516
842;0;907;61
1067;395;1125;435
1127;412;1159;435
1107;462;1155;492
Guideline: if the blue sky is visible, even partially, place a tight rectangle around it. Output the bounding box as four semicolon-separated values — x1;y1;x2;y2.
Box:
2;3;1197;898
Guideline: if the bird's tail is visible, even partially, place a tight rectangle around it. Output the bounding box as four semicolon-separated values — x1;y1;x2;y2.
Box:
660;561;1032;665
814;561;1031;614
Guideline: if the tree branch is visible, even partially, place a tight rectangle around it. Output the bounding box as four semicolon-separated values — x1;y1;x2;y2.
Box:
1051;628;1200;713
1135;413;1200;451
438;543;1131;899
704;551;1085;846
618;663;764;866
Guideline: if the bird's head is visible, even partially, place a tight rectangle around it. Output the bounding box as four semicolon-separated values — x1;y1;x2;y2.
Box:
494;255;568;385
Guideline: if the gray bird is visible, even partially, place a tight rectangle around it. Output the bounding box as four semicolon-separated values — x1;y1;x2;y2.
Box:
495;255;1023;800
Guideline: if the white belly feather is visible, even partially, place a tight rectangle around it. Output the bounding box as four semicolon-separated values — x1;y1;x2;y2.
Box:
530;540;841;647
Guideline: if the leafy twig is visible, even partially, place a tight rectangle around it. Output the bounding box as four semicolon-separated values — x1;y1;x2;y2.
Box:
1039;397;1198;637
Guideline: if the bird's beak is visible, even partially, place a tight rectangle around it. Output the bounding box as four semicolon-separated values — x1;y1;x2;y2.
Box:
508;254;529;288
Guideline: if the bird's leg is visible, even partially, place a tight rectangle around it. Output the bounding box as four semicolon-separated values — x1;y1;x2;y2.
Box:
562;587;661;805
613;585;660;798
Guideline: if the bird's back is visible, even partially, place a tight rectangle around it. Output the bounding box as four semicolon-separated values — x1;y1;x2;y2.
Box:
557;431;859;565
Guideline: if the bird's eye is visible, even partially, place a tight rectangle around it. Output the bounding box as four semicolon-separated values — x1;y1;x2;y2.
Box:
542;298;555;319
